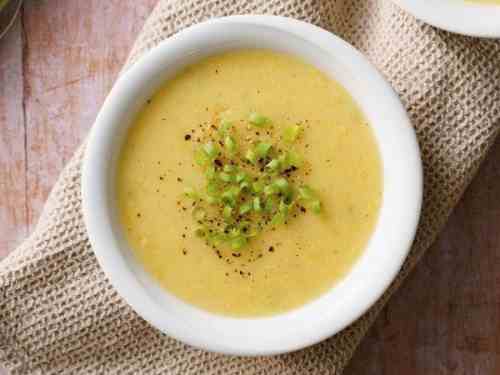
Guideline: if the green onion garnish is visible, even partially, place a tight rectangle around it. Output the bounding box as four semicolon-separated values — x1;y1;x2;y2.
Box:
255;142;272;158
193;207;206;221
245;149;257;164
283;124;302;143
205;166;216;180
249;112;269;127
253;197;262;212
252;181;264;193
218;120;232;135
184;187;198;200
239;202;252;215
183;112;322;250
231;236;248;250
311;200;322;214
236;172;248;183
223;206;233;220
273;178;289;192
203;142;219;159
265;198;276;213
219;172;233;183
266;159;280;171
286;150;303;167
264;184;278;196
206;196;219;205
298;185;315;201
223;164;236;173
224;135;237;154
195;149;210;166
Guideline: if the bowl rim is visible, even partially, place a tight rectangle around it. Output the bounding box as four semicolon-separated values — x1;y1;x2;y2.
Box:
391;0;500;38
82;15;423;356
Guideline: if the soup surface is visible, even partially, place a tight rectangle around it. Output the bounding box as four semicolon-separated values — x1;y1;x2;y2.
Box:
117;50;382;316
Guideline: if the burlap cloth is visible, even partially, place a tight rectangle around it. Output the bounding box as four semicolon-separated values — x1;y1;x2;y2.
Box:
1;0;500;374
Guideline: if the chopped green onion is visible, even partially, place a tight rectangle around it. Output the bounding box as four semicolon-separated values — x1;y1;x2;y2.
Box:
255;142;272;158
205;166;216;180
207;233;224;246
229;185;241;197
265;199;275;212
192;207;206;221
221;192;236;206
311;200;321;214
240;181;250;190
224;135;237;154
266;158;280;171
252;181;264;193
282;189;294;204
206;196;219;205
228;228;240;238
245;149;257;164
273;178;290;194
218;120;232;135
279;200;291;216
221;186;240;206
264;184;278;196
223;164;236;173
249;112;269;127
253;197;262;212
239;202;252;215
203;142;219;159
185;112;322;250
219;172;233;183
298;185;315;201
283;124;302;143
231;236;248;250
184;187;198;200
286;150;303;168
271;212;285;225
223;206;233;220
195;148;210;166
236;172;248;183
206;181;218;195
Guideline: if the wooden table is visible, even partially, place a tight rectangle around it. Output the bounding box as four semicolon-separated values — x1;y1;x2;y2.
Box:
1;2;499;374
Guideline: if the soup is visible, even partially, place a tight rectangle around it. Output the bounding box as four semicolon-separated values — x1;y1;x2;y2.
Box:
117;50;382;317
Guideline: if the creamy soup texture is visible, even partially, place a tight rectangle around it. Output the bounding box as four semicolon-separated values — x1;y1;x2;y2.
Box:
117;50;382;317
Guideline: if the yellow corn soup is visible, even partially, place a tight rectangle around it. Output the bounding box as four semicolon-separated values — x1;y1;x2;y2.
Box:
117;50;382;317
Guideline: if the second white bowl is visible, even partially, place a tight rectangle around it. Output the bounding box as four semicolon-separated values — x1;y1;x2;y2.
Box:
392;0;500;37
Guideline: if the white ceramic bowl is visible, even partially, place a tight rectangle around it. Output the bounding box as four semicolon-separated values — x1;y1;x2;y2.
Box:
392;0;500;37
82;15;422;356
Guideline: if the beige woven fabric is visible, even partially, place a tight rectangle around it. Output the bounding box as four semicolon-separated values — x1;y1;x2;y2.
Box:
2;0;500;373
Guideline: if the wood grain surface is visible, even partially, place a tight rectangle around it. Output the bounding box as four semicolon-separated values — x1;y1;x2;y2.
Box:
0;1;499;374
